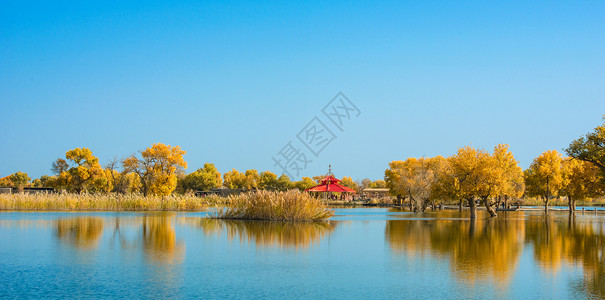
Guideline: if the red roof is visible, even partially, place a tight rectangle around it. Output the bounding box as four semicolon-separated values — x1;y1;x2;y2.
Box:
319;175;340;184
306;183;356;193
305;174;356;193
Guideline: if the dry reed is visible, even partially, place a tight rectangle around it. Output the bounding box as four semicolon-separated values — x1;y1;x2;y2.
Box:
214;190;334;221
0;193;206;211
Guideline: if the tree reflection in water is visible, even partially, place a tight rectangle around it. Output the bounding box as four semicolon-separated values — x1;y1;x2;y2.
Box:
198;219;336;249
386;211;524;289
56;217;104;249
386;211;605;298
141;213;184;265
525;214;605;297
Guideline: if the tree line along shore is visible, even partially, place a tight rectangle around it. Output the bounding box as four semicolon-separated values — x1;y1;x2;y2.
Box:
1;122;604;219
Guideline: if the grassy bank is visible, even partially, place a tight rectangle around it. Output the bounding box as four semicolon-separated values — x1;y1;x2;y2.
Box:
214;190;334;221
0;193;207;211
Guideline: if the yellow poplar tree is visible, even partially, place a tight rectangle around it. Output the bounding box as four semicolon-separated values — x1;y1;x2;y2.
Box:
276;174;292;191
8;171;31;191
223;169;246;189
293;177;316;191
259;171;278;190
562;158;602;213
385;160;409;204
52;148;107;193
244;169;260;190
432;156;463;210
450;146;491;219
123;143;187;196
524;150;564;213
340;176;358;191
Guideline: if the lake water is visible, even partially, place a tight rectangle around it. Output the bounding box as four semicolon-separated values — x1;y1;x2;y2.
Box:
0;208;603;299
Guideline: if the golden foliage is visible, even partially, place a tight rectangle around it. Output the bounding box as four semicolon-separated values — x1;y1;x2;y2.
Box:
123;143;187;196
50;147;111;193
562;158;602;202
524;150;564;201
386;145;524;216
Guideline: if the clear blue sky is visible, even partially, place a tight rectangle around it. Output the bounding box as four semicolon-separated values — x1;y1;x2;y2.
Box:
1;1;604;180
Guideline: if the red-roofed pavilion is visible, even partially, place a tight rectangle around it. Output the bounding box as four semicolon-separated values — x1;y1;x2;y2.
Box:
305;166;356;200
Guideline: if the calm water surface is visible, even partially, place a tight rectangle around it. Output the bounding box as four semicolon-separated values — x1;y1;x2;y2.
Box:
1;209;603;299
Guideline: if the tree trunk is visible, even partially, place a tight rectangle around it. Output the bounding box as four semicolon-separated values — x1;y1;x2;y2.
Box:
568;195;575;215
469;197;477;219
504;195;509;209
544;178;550;215
482;196;498;217
396;195;403;206
459;199;463;211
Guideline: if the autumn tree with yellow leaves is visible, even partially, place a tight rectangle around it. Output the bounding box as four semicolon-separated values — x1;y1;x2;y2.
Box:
0;171;31;192
243;170;260;190
123;143;187;196
385;157;445;212
181;163;222;192
339;176;358;191
258;171;278;190
223;169;246;189
51;148;111;193
387;145;524;219
524;150;564;213
561;158;602;213
276;174;292;191
432;156;463;210
293;177;317;191
448;146;493;219
491;144;525;209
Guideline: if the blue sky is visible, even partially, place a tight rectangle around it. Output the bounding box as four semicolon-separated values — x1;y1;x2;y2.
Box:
1;1;604;180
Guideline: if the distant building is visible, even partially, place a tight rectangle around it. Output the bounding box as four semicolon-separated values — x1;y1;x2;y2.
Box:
362;188;390;198
0;187;54;194
195;188;249;197
22;187;55;194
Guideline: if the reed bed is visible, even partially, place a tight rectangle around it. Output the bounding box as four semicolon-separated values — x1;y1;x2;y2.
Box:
0;193;206;211
214;190;334;221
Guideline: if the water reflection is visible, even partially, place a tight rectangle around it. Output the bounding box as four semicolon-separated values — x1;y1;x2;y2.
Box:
386;212;605;297
142;214;184;265
198;219;336;249
525;215;605;297
386;213;524;288
54;214;184;265
2;210;603;298
56;217;104;249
